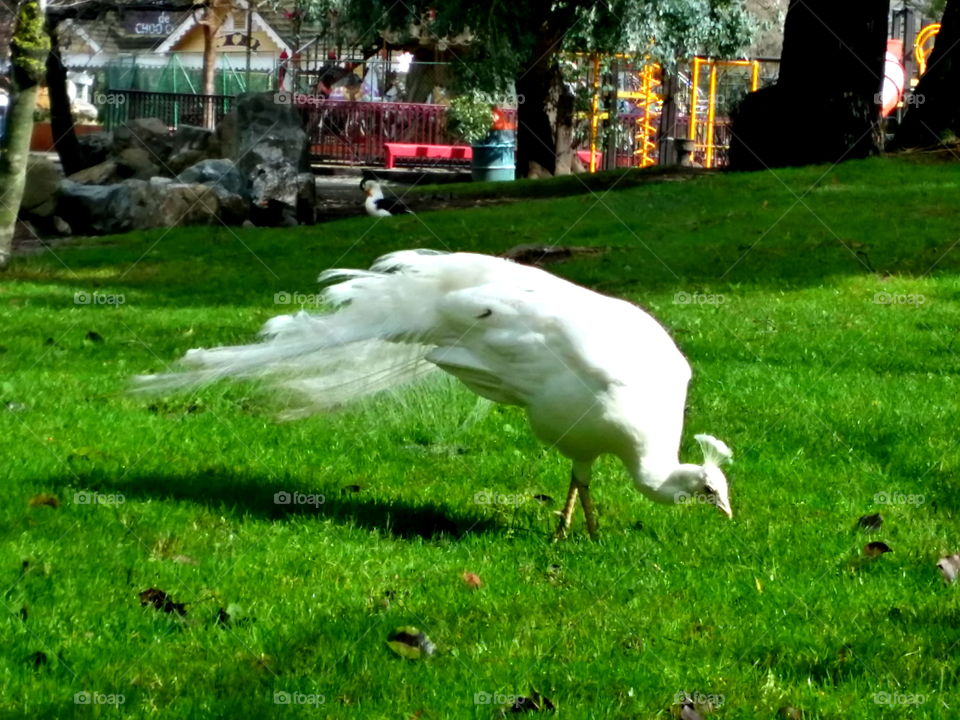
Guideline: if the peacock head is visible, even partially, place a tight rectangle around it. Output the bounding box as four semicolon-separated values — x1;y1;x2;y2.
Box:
693;434;733;518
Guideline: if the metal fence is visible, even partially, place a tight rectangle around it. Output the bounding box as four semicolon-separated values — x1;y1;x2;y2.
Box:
102;89;236;131
297;100;466;166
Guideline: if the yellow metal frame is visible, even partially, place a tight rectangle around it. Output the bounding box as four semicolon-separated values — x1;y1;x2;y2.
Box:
915;23;941;76
688;57;760;168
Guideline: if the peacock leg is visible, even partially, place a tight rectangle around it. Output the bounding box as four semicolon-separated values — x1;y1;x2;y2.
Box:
578;483;599;540
553;472;579;541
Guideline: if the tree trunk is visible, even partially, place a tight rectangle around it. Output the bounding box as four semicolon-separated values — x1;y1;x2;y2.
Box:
893;0;960;148
46;20;83;176
201;23;218;128
729;0;889;170
516;50;559;178
0;0;49;269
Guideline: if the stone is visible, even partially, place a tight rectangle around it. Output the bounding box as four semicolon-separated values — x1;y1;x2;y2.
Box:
176;159;245;197
171;124;220;157
232;91;309;174
58;180;136;235
166;149;207;176
296;172;317;224
153;184;222;228
113;118;173;163
52;216;72;235
76;131;113;170
21;156;61;217
116;147;160;180
68;160;120;185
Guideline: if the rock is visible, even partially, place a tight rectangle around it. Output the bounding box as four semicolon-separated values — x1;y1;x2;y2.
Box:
166;149;207;176
296;172;316;224
151;183;222;228
68;160;120;185
176;159;245;197
215;110;238;160
58;181;134;235
76;132;113;170
115;147;159;180
212;188;248;225
171;124;220;157
242;219;256;229
232;92;309;174
113;118;173;163
21;156;61;217
52;216;72;236
249;161;299;207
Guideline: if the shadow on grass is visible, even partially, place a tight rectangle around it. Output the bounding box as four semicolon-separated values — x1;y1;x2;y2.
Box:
51;467;499;540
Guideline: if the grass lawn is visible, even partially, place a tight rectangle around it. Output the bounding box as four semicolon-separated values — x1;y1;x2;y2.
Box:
3;156;960;719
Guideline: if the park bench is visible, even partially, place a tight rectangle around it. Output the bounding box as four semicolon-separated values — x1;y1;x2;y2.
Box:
383;142;473;169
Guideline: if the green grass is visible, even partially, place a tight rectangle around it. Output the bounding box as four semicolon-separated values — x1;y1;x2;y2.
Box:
3;156;960;719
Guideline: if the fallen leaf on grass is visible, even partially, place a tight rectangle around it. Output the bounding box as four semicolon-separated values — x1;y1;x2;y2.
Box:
937;553;960;584
85;331;104;343
28;494;60;509
777;707;803;720
138;587;187;616
462;572;483;589
341;484;363;494
171;554;198;566
857;513;882;531
386;627;435;660
532;494;554;505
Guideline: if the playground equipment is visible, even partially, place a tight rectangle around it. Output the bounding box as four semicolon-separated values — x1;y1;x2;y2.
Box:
584;54;662;172
881;39;906;117
688;57;760;169
914;22;940;76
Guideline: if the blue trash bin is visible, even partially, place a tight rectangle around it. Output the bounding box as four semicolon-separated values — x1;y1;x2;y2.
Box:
471;129;515;182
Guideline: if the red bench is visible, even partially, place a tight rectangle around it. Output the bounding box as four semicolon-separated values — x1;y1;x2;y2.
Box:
384;142;473;169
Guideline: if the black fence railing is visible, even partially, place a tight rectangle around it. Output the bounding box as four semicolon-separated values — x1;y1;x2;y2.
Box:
101;89;235;131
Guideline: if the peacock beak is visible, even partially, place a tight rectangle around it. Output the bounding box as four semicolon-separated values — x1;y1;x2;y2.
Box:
717;498;733;519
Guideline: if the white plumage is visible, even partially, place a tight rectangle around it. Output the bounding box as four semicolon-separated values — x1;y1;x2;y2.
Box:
134;249;732;537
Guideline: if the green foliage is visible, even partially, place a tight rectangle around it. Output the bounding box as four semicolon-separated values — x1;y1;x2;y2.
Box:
336;0;757;91
4;157;960;717
445;90;495;144
11;0;49;87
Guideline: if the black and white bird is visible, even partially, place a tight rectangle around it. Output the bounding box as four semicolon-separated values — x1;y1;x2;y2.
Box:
360;179;413;217
134;250;732;539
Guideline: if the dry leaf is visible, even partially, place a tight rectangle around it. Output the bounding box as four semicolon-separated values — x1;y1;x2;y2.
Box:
28;494;60;509
138;587;187;616
864;541;892;558
462;572;483;589
857;513;882;531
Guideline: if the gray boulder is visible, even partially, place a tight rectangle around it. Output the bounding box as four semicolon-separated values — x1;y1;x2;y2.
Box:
113;118;173;163
230;92;309;174
76;132;113;170
57;180;150;235
176;159;245;197
68;161;120;185
166;149;207;176
171;124;220;157
116;147;160;180
21;156;61;217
